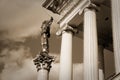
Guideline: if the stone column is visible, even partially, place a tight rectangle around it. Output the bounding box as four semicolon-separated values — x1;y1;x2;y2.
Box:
83;6;98;80
38;69;48;80
57;24;78;80
33;53;54;80
98;45;105;80
111;0;120;74
33;18;54;80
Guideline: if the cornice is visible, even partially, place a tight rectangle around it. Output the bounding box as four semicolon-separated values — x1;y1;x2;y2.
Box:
59;0;90;28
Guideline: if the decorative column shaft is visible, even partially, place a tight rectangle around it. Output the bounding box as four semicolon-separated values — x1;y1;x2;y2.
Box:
111;0;120;74
83;7;98;80
58;24;78;80
98;45;104;80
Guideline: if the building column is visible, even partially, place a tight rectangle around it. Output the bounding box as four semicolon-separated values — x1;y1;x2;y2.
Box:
83;6;98;80
59;30;72;80
98;45;105;80
111;0;120;74
57;24;78;80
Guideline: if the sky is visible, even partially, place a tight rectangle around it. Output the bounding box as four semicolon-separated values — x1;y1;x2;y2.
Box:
0;0;115;80
0;0;84;80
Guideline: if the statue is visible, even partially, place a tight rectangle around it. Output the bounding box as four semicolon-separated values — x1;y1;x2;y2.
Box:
33;17;54;72
41;17;53;53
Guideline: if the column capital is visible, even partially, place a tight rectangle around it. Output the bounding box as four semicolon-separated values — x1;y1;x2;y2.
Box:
84;3;100;12
33;52;54;72
56;24;79;36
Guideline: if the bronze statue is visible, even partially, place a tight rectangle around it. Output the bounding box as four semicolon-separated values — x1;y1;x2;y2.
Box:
33;17;54;72
41;17;53;53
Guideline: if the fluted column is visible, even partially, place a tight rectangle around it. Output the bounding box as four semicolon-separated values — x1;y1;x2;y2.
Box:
59;31;72;80
83;6;98;80
98;45;105;80
111;0;120;74
57;24;78;80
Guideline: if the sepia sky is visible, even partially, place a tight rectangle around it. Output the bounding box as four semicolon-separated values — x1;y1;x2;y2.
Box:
0;0;84;80
0;0;115;80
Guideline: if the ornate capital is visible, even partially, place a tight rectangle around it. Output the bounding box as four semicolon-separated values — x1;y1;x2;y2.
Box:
33;52;54;72
56;24;79;36
84;2;100;12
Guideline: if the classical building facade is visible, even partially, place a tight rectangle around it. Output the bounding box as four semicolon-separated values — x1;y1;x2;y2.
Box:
36;0;120;80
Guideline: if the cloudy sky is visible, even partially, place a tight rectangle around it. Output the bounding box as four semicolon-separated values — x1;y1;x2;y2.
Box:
0;0;84;80
0;0;115;80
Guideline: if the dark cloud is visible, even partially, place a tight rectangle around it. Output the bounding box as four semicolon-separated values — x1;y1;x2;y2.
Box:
0;45;37;80
0;63;4;73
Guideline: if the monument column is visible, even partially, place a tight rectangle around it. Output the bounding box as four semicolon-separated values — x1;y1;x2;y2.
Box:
37;67;48;80
111;0;120;74
83;4;99;80
33;17;54;80
34;53;54;80
57;24;78;80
